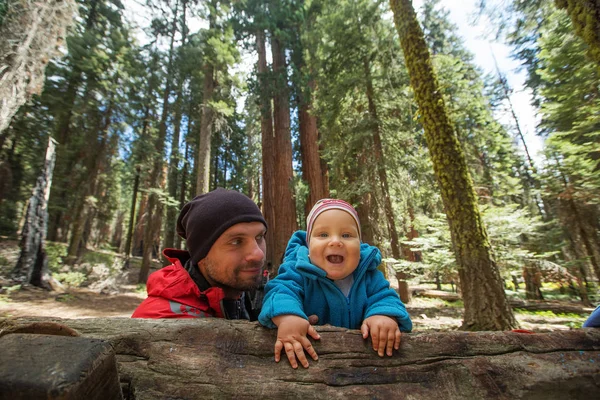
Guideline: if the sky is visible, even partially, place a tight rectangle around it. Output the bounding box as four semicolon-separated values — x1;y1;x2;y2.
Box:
413;0;544;165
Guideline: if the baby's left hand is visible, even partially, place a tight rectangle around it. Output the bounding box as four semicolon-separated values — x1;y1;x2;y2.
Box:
361;315;401;357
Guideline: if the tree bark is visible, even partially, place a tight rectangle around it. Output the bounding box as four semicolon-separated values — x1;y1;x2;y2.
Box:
1;317;598;400
270;35;298;270
555;0;600;65
124;167;140;258
0;0;76;134
164;1;188;249
138;0;180;283
299;79;329;216
12;137;57;287
523;264;544;300
196;3;216;195
390;0;517;330
257;30;276;274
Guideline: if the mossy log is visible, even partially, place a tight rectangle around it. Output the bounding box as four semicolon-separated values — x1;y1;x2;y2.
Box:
0;317;599;399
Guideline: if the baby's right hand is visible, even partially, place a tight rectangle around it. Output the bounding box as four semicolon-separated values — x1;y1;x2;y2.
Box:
272;314;321;369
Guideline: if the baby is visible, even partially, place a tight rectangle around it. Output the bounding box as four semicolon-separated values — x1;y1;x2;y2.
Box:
259;198;412;368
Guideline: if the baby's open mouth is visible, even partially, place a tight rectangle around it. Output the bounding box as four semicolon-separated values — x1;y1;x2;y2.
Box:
326;255;344;264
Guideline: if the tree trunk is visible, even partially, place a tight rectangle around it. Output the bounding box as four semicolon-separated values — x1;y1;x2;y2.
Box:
0;0;76;134
12;137;57;288
164;0;188;250
363;56;408;302
2;318;599;399
132;192;148;257
555;0;600;65
138;0;179;282
196;62;215;195
299;79;329;217
196;5;216;195
523;264;544;300
66;95;114;262
47;0;98;242
390;0;517;330
270;35;298;269
124;167;140;258
257;30;277;275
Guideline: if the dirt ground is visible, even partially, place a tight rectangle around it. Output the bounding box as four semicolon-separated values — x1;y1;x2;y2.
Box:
0;240;590;331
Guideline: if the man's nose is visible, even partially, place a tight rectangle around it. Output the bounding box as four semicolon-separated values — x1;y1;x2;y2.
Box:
246;240;265;262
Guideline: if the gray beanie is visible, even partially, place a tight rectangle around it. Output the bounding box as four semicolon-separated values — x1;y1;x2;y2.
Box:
176;188;267;266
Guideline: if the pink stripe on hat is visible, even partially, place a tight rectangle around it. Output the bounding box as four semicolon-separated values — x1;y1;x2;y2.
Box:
306;198;361;244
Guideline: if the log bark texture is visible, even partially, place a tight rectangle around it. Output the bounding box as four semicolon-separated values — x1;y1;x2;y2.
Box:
0;317;598;399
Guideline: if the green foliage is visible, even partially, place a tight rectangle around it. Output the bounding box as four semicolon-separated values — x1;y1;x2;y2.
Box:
0;0;7;27
55;293;76;303
135;283;147;294
402;204;555;281
53;272;87;288
514;308;587;319
81;251;115;268
46;242;68;273
537;9;600;205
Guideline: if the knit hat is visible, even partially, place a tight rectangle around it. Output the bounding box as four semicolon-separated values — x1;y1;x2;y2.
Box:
176;188;267;266
305;198;361;244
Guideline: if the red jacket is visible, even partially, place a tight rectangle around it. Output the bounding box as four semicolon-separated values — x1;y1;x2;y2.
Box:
131;249;229;319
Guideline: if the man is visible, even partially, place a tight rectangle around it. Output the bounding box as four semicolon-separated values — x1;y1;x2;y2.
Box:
132;188;268;320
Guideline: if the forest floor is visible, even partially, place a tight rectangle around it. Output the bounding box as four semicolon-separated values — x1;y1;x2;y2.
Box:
0;239;593;331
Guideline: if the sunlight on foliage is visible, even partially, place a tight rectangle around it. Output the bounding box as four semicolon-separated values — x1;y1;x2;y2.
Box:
46;242;68;273
135;283;147;294
53;272;86;288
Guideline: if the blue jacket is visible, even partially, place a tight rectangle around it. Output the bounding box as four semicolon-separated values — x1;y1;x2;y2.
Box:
583;305;600;328
258;231;412;331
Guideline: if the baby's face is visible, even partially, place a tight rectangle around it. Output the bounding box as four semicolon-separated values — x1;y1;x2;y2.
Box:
308;209;360;280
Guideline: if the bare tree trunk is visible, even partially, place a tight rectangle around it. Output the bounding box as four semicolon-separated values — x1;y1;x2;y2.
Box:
47;0;98;242
0;0;76;134
363;57;408;302
523;264;544;300
12;137;57;288
390;0;517;330
270;35;298;269
124;167;140;258
138;0;180;282
299;79;329;216
196;5;216;195
257;30;276;275
66;95;114;262
164;0;188;250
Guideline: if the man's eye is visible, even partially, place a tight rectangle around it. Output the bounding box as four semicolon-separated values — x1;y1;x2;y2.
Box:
256;234;265;242
230;239;242;245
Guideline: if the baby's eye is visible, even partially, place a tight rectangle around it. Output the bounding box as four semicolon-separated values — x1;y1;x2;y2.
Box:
342;233;351;238
318;232;329;238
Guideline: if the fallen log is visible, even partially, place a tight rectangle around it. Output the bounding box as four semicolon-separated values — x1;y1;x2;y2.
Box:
0;317;599;400
412;288;461;301
508;299;594;315
412;290;594;315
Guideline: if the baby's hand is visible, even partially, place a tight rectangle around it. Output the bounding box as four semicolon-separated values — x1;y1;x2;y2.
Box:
361;315;401;357
272;315;320;369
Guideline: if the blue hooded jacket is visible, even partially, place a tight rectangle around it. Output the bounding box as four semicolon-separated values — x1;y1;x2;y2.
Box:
258;231;412;331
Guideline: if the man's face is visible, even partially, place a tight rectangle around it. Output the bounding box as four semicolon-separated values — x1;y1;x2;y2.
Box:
198;221;267;293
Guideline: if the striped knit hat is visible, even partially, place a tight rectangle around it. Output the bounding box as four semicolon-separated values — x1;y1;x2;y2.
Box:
305;199;361;245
